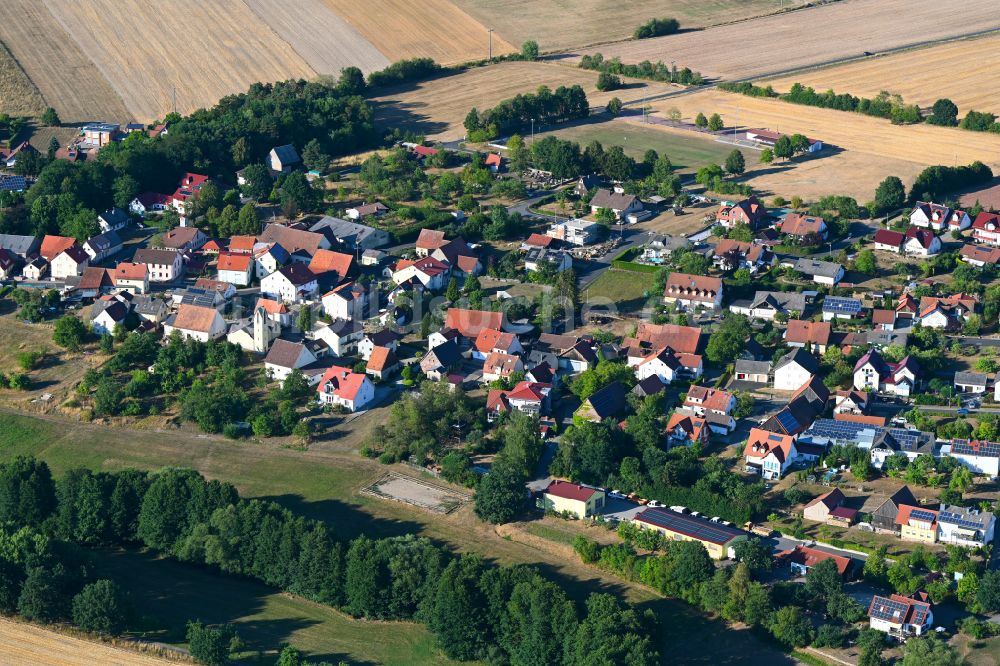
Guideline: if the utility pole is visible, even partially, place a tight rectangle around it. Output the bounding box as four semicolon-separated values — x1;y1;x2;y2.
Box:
172;86;177;115
531;118;535;143
488;29;493;61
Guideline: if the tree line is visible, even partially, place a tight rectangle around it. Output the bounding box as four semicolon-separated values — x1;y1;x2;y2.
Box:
0;456;659;665
579;53;703;86
465;85;589;140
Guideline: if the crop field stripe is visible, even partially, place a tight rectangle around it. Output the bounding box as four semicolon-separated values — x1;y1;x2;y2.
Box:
0;617;174;666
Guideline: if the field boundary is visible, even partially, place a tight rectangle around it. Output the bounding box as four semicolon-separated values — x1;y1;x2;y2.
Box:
362;472;472;514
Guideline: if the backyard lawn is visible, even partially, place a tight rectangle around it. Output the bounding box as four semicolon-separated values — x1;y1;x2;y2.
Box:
582;268;659;314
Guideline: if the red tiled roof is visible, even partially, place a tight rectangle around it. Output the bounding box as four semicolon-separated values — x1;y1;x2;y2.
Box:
778;545;850;576
228;235;257;253
805;488;845;512
445;308;503;338
872;309;895;325
474;328;516;353
744;428;794;462
873;229;904;246
545;480;596;502
485;153;502;167
416;228;448;251
217;252;251;272
524;233;554;248
173;304;220;333
309;248;354;277
684;385;733;413
483;351;521;377
896;504;938;527
506;381;548;403
664;273;722;303
367;346;397;373
781;213;825;237
834;413;887;426
667;412;706;441
961;244;1000;265
785;319;831;346
255;297;289;315
40;235;76;261
630;322;701;355
317;366;367;401
113;262;147;282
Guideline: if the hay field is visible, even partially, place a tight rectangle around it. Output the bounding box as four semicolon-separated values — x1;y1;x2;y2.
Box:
0;618;173;666
324;0;515;64
0;41;44;117
0;0;130;123
649;89;1000;200
763;34;1000;117
579;0;1000;81
373;61;676;140
41;0;316;122
454;0;788;52
241;0;389;75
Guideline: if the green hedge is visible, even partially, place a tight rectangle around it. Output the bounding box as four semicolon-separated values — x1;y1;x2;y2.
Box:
611;260;660;273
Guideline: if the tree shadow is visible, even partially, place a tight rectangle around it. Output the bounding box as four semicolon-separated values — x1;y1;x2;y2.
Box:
257;493;426;542
372;98;450;139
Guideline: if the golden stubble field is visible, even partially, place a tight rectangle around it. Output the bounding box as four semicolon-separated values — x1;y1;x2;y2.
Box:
373;61;679;140
0;618;174;666
0;41;44;117
763;34;1000;117
453;0;788;52
578;0;1000;81
325;0;515;65
650;89;1000;200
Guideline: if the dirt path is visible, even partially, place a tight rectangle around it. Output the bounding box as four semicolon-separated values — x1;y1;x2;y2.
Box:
0;618;181;666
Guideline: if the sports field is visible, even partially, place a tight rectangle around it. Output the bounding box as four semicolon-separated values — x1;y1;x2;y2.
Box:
578;0;1000;81
763;34;1000;117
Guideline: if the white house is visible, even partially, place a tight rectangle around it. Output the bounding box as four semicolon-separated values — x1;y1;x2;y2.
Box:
91;300;130;336
358;330;401;361
163;304;226;342
868;594;933;639
589;188;643;220
793;258;844;286
682;385;736;434
133;248;183;282
773;348;818;391
955;371;988;394
312;319;364;357
391;256;450;290
83;230;123;263
662;273;724;310
854;349;919;398
873;229;904;253
948;440;1000;477
253;242;290;278
633;348;680;384
903;227;941;257
50;245;90;280
316;366;375;412
260;263;318;303
97;208;130;233
269;144;301;174
322;281;368;321
264;339;318;386
743;428;798;480
215;252;253;287
546;219;601;246
910;202;970;232
973;212;1000;246
937;505;996;548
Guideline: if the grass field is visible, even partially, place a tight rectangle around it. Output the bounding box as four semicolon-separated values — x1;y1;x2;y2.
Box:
582;269;658;314
0;0;131;123
453;0;790;52
0;618;174;666
41;0;315;122
535;118;734;173
241;0;389;75
325;0;514;65
578;0;1000;81
763;33;1000;117
0;409;803;666
373;61;676;140
0;40;44;117
648;89;1000;201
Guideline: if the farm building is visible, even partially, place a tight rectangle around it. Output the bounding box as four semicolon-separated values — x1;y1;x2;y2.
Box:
746;128;823;152
632;507;748;560
540;480;605;519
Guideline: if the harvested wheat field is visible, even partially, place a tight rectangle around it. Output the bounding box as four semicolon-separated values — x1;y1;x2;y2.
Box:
649;89;1000;199
41;0;316;121
242;0;389;75
0;618;174;666
0;0;130;123
455;0;788;52
763;34;1000;117
325;0;515;65
579;0;1000;81
374;61;677;140
0;41;44;117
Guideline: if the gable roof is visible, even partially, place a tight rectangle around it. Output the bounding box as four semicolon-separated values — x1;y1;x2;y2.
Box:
874;229;905;246
868;594;931;626
961;244;1000;265
744;428;795;463
445;308;503;338
162;226;204;248
260;223;326;256
685;384;733;412
667;411;706;441
133;248;181;266
545;480;597;502
896;504;938;527
483;351;521;377
904;226;937;250
40;235;76;261
524;233;555;248
805;488;846;512
265;338;310;369
582;381;627;420
78;267;114;291
217;252;252;272
590;188;638;210
57;244;89;264
781;213;825;237
172;304;221;333
270;144;300;165
664;273;722;302
317;366;367;401
776;347;819;375
416;228;448;251
255;297;289;315
85;230;122;253
309;248;354;277
228;235;257;252
718;196;766;224
778;545;850;576
274;262;317;286
475;328;517;353
112;262;147;282
367;346;398;374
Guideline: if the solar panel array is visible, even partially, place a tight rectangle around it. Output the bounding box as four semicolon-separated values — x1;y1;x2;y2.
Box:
952;440;1000;458
888;428;922;452
939;509;986;530
910;603;929;625
0;175;27;192
637;508;746;545
909;509;937;523
808;418;884;441
823;297;862;314
775;410;801;433
869;596;908;622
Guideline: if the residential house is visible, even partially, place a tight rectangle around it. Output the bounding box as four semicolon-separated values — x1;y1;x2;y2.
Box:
665;411;709;447
910;201;970;232
521;232;558;251
216;252;253;287
744;429;798;480
75;267;115;298
662;273;724;310
546;218;601;246
256;298;292;327
308;216;390;251
778;545;850;578
228;235;257;255
716;196;766;230
589;188;642;220
633;508;748;560
780;213;828;242
870;486;919;533
802;488;846;522
308;248;354;285
312;319;364;357
955;371;988;394
482;352;523;383
633;347;682;384
574;174;602;197
937;505;996;548
918;294;977;330
734;359;770;384
322;281;368;321
896;505;939;544
91;299;131;336
264;339;319;386
868;594;933;639
346;202;389;220
961;244;1000;268
51;245;90;279
260;263;318;303
683;385;735;434
575;381;627;423
193;278;237;302
81;123;119;147
834;389;869;415
361;248;385;266
903;227;941;256
774;348;819;391
948;440;1000;477
132;294;169;324
528;333;598;376
97;208;130;233
366;346;399;380
22;258;47;280
472;328;522;361
525;246;573;273
641;233;690;263
359;330;401;361
0;141;35;168
260;223;330;258
759;377;830;437
822;296;863;321
484;153;503;173
420;339;463;381
253;242;290;278
0;249;18;279
872;309;897;331
624;322;702;355
730;290;807;321
793;258;844;286
0;234;39;260
854;349;919;397
873;229;905;253
168;173;213;221
541;481;605;519
316;366;375;412
83;230;123;263
785;320;832;354
391;256;449;290
712;239;775;273
133;248;183;282
415;229;448;257
40;235;76;262
130;192;172;216
972;212;1000;246
163;304;226;341
269;144;300;174
445;308;506;340
162;226;207;252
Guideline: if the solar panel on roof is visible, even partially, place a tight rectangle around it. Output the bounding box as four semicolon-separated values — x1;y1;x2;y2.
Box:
823;297;862;314
637;508;746;545
775;410;800;432
909;509;937;523
870;597;908;622
953;440;1000;458
940;511;985;530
